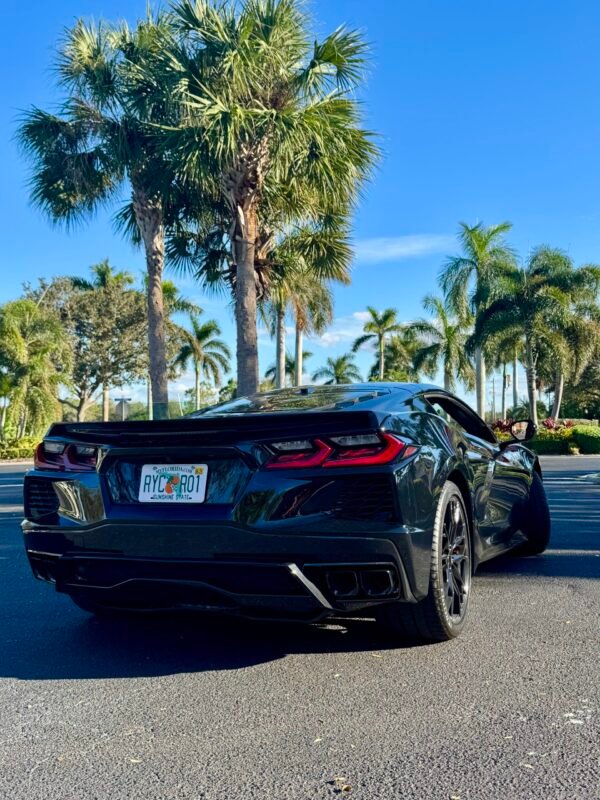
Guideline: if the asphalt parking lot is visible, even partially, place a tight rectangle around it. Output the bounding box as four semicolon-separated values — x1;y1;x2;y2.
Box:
0;457;598;800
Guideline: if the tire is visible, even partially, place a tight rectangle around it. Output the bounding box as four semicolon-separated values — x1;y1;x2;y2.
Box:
378;480;472;643
515;472;551;555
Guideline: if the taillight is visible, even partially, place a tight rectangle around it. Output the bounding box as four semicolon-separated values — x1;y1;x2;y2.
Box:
34;441;98;472
324;433;410;467
266;433;416;470
265;439;333;469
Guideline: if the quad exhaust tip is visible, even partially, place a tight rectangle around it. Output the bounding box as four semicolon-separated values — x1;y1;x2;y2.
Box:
325;568;398;599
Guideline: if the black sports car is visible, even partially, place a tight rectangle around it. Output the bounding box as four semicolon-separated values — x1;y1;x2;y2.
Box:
22;383;550;642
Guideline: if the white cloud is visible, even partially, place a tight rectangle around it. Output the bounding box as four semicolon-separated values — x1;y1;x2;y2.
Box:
354;234;454;265
311;310;372;348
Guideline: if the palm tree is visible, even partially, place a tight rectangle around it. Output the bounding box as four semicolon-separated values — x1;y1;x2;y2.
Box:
471;247;600;426
353;307;402;380
537;302;600;421
367;330;422;381
219;379;237;403
291;276;335;387
485;332;524;419
0;300;72;435
264;351;312;387
440;222;516;417
312;354;362;385
259;224;352;390
173;315;231;409
70;260;134;293
0;373;14;440
142;281;200;419
18;15;179;418
161;0;379;395
69;260;135;420
408;296;474;392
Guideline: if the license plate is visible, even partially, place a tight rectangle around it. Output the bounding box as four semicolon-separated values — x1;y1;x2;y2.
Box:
138;464;208;503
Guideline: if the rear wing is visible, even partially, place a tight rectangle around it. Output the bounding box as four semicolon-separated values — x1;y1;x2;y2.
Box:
44;410;386;447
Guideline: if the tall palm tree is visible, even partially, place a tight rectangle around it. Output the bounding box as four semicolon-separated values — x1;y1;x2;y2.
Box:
312;354;361;385
143;280;200;419
0;373;14;440
264;351;312;387
290;276;335;387
538;302;600;420
366;330;423;381
0;300;72;435
440;222;516;417
471;247;600;426
174;315;231;409
353;307;402;380
161;0;379;395
69;260;135;420
408;296;474;392
70;260;134;293
259;223;352;390
485;331;524;419
18;15;179;418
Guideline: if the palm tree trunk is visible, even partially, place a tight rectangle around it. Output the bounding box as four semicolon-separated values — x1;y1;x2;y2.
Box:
295;324;303;387
551;372;565;421
443;370;452;391
475;348;486;419
512;351;519;411
276;307;286;389
132;186;169;419
195;365;201;410
147;375;153;421
379;338;385;380
525;338;538;427
102;384;110;422
234;206;259;396
501;363;507;420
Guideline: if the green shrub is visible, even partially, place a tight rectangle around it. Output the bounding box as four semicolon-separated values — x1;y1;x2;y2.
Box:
528;436;572;455
495;427;575;455
572;425;600;454
0;437;38;461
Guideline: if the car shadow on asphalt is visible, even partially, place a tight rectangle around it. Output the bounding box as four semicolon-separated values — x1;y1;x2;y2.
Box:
0;609;432;681
3;549;598;682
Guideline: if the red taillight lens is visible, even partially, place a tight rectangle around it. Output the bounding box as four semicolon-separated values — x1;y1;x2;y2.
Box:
266;433;416;470
266;439;333;469
34;441;98;472
324;433;413;468
34;442;64;471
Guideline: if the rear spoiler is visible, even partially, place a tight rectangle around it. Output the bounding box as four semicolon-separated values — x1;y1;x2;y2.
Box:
43;411;386;447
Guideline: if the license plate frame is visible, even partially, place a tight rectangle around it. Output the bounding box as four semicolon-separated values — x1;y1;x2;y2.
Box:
138;464;208;504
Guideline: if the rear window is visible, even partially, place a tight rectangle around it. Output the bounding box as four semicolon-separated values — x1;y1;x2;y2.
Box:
192;387;393;416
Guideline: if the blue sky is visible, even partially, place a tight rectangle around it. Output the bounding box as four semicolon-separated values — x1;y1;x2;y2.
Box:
3;0;600;405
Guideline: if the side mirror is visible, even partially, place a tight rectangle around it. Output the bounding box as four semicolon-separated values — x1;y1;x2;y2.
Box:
510;419;536;442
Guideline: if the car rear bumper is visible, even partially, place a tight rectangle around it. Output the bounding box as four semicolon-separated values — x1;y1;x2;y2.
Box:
23;519;432;619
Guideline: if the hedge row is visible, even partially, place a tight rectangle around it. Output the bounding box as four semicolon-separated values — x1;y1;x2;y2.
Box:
0;438;38;461
498;425;600;455
571;425;600;454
